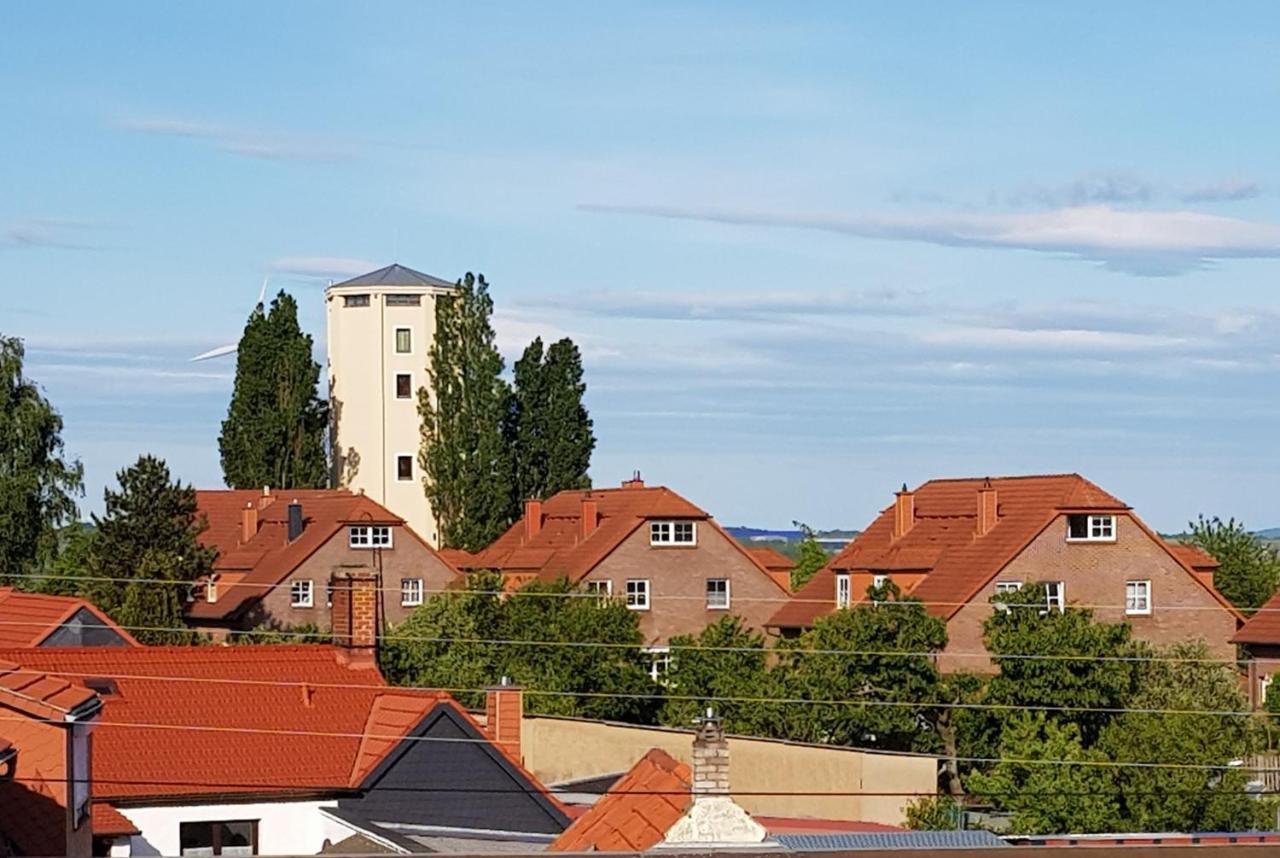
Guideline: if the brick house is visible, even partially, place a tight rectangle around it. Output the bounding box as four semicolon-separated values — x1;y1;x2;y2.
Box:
768;474;1242;672
1231;591;1280;708
0;659;103;857
186;488;459;638
442;476;792;656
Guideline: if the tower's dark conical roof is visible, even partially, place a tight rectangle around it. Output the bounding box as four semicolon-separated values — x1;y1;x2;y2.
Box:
329;263;455;289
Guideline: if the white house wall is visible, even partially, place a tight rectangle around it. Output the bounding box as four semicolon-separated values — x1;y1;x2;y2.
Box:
114;798;344;856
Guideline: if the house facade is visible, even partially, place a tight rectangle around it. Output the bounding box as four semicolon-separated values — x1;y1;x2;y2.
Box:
187;488;458;637
768;474;1241;672
443;476;792;651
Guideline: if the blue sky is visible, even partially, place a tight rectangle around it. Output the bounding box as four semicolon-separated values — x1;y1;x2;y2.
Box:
3;2;1279;532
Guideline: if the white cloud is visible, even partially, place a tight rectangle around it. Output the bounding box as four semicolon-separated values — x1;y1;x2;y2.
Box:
1;218;97;251
114;116;351;162
580;202;1280;275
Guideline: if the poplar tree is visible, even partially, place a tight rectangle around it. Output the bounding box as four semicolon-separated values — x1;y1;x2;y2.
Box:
509;336;595;504
0;335;83;583
219;291;329;490
419;273;515;551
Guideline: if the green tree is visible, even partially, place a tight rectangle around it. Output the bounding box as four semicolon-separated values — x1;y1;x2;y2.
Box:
219;290;329;490
661;615;769;734
967;713;1121;835
1185;515;1280;613
84;455;215;641
508;337;595;505
790;521;827;590
903;795;962;830
419;273;515;550
773;581;947;751
0;335;83;583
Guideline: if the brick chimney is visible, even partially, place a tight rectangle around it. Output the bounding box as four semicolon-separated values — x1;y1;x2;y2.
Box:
892;484;915;540
691;710;730;797
975;478;999;537
581;495;599;538
330;571;378;668
621;470;645;489
485;677;523;763
661;709;770;847
240;502;259;544
524;499;543;541
257;485;276;510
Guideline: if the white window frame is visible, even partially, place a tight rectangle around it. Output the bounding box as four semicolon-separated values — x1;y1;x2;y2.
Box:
400;577;424;607
1066;514;1117;543
396;454;414;481
649;520;697;546
585;580;612;597
394;372;413;400
349;524;393;549
290;579;314;608
206;576;218;604
1125;580;1152;616
645;647;672;684
835;573;851;609
625;579;650;610
706;578;730;610
993;581;1022;612
1044;581;1066;613
394;326;413;354
871;574;889;589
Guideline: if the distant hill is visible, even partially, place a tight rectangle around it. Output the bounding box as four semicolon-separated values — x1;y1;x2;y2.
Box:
725;526;858;544
1256;528;1280;539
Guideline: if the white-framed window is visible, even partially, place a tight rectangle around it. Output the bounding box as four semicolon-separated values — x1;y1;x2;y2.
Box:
395;373;413;399
706;578;730;609
646;647;673;684
290;579;314;608
396;454;413;481
993;581;1022;612
349;524;393;548
206;576;218;604
585;580;612;597
1044;581;1066;613
401;577;424;607
394;327;412;354
180;820;257;856
649;520;696;546
835;573;851;609
871;574;889;589
626;579;650;610
1125;580;1152;615
1066;514;1116;542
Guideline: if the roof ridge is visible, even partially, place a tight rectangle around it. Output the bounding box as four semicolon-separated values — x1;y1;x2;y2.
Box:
920;472;1083;485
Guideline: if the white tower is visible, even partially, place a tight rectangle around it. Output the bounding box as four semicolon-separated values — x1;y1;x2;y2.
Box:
326;264;456;545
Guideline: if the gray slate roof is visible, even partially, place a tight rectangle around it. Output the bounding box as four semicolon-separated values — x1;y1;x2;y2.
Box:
773;830;1007;851
331;263;456;289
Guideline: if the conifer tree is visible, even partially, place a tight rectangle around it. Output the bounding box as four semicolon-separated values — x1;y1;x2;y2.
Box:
0;335;83;583
219;291;328;489
419;273;515;551
509;336;595;504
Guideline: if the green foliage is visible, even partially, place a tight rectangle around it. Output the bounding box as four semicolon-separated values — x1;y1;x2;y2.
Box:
0;335;83;583
509;337;595;503
1185;516;1280;613
790;521;828;590
661;615;769;733
773;581;947;751
29;523;94;596
228;622;326;644
983;584;1138;745
219;290;329;490
419;274;515;550
84;455;216;639
381;571;658;722
967;713;1121;835
904;795;961;830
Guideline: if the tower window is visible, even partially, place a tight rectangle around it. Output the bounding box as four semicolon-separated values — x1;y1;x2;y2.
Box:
343;294;370;307
395;373;412;399
386;294;421;306
397;455;413;481
394;327;412;354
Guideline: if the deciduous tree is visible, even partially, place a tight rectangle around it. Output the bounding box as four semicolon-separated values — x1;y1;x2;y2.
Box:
661;615;769;734
1185;515;1280;613
790;522;828;590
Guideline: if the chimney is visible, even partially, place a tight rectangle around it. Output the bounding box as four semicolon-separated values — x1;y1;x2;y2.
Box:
691;709;730;797
240;502;259;544
892;484;915;540
976;478;999;537
330;571;378;668
287;500;304;542
581;496;599;538
485;677;523;763
257;485;275;510
621;470;645;489
524;499;543;541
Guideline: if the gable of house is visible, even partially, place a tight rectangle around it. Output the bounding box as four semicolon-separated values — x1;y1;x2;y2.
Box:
0;589;138;648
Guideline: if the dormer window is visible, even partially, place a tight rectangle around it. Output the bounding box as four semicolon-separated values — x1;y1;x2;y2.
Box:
349;525;392;548
650;520;696;546
206;576;218;604
1066;514;1115;542
835;574;851;609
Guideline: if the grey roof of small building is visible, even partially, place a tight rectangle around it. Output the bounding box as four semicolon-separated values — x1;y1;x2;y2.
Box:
330;263;456;289
773;830;1007;851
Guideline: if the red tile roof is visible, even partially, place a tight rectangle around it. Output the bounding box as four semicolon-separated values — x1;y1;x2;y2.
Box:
548;749;692;852
92;803;140;837
1234;589;1280;644
0;588;139;648
769;474;1239;629
189;489;455;620
1166;542;1221;570
0;645;496;802
0;659;100;719
746;547;795;572
453;480;783;593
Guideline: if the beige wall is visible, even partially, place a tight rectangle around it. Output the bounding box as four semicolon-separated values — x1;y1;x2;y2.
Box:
241;524;457;631
326;284;453;545
940;513;1239;673
518;715;936;825
581;522;790;644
